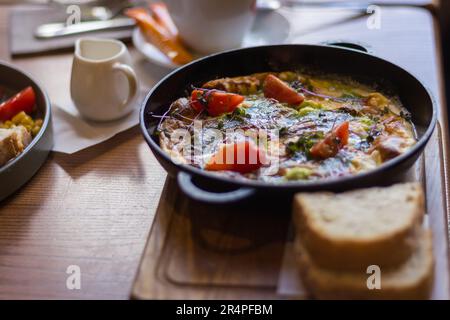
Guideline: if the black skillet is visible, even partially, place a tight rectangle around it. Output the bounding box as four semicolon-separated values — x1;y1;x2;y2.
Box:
140;44;437;204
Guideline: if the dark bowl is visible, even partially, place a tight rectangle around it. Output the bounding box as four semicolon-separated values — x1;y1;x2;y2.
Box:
140;44;437;204
0;61;53;201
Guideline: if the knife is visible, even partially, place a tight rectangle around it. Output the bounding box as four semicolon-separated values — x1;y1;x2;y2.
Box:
258;0;429;11
35;17;136;39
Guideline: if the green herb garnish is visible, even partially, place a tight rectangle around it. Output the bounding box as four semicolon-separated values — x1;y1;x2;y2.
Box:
285;167;312;180
279;127;288;136
286;131;324;158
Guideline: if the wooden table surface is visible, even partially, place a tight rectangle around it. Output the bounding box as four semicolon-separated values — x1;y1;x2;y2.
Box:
0;2;448;299
0;6;167;299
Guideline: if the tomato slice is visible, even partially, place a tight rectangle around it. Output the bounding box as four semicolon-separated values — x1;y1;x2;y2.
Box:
310;121;349;159
0;87;36;121
205;140;267;173
191;89;244;116
263;74;304;105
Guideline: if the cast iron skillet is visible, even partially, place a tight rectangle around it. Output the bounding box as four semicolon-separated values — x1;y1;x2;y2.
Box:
140;44;437;204
0;61;53;201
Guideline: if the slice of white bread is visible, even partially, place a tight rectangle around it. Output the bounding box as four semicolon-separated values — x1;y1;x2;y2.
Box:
294;229;434;299
292;183;425;271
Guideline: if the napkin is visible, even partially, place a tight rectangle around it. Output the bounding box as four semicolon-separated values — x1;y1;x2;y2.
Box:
51;89;147;154
276;226;308;298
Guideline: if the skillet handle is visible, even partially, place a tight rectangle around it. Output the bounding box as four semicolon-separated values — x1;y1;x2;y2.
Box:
323;41;370;53
177;171;256;204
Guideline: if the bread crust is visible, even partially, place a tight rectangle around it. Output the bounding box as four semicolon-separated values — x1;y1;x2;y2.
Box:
294;230;434;300
0;127;32;166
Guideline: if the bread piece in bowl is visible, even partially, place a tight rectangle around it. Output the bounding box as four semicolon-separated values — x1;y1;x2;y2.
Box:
0;126;32;166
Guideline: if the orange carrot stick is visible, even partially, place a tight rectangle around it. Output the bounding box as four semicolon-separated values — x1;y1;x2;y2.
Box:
150;2;179;39
125;8;193;65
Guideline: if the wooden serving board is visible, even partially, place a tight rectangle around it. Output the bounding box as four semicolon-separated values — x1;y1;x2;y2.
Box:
131;123;450;300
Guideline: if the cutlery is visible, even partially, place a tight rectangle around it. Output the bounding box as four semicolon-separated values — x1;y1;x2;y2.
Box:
35;17;135;39
257;0;429;11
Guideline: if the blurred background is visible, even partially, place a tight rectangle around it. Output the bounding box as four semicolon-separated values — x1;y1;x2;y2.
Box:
1;0;448;110
0;0;447;127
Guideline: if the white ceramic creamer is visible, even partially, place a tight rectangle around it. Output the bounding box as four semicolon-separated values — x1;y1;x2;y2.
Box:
71;38;138;121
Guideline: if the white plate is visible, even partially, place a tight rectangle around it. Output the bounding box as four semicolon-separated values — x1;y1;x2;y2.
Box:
132;10;291;70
